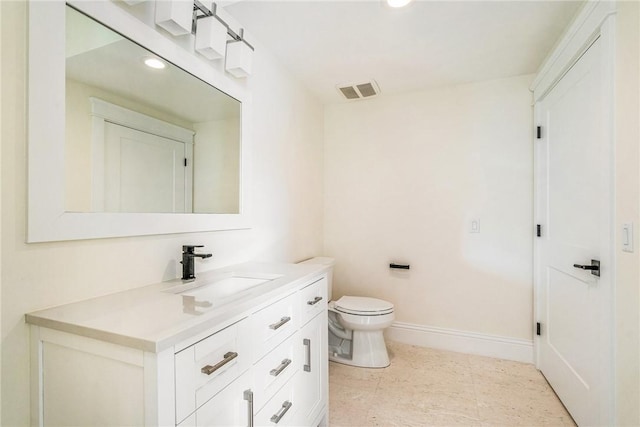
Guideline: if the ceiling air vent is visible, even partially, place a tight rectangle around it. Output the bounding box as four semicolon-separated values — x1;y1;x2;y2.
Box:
336;80;380;101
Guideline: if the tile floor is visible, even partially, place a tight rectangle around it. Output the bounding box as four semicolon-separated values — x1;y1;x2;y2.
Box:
328;341;576;427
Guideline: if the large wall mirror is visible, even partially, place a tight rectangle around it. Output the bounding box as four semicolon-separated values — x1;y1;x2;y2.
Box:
28;1;252;242
66;6;241;215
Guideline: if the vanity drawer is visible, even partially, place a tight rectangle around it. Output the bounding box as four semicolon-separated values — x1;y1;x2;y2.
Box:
175;318;251;424
298;277;327;326
251;292;298;361
254;375;298;427
253;332;299;412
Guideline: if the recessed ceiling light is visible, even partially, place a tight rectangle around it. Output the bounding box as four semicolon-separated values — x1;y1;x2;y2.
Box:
144;57;166;69
387;0;412;8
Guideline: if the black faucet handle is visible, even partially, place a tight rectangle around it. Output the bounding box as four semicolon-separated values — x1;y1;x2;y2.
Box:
183;245;204;253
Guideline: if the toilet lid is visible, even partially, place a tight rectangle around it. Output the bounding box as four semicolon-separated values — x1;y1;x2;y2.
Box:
334;296;394;315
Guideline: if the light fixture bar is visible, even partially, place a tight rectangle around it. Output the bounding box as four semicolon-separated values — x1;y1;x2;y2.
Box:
192;1;254;51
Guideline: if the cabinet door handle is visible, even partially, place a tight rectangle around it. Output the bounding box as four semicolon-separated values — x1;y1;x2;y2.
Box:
307;296;323;306
270;358;292;377
269;316;291;330
270;401;292;424
200;351;238;375
243;389;254;427
303;338;311;372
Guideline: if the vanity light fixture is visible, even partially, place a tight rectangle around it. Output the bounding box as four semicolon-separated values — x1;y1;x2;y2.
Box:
143;0;255;77
192;1;255;77
144;57;166;69
387;0;413;7
194;4;228;60
155;0;193;36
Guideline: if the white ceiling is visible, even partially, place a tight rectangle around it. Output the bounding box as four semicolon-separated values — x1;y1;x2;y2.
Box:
224;0;584;104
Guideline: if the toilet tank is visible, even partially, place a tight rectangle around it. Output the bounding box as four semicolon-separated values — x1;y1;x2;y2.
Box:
298;257;335;300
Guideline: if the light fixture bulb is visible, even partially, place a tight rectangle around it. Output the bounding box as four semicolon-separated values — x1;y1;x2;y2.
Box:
195;15;228;61
387;0;412;8
144;57;166;69
225;40;253;78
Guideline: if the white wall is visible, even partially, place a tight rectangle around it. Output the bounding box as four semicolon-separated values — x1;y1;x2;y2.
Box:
614;2;640;425
0;2;324;425
324;75;534;344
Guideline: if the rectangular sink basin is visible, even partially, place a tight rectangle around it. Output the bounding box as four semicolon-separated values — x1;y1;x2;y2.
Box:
167;272;283;302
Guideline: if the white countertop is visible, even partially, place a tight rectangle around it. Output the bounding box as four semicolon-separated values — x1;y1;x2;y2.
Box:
26;262;329;353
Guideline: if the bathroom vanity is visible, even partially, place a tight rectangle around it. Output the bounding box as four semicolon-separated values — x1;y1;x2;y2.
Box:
26;262;329;426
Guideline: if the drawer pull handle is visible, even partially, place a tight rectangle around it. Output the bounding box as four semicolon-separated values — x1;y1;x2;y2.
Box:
201;351;238;375
243;389;254;427
307;296;323;306
270;400;292;424
270;358;292;377
303;338;311;372
269;316;291;330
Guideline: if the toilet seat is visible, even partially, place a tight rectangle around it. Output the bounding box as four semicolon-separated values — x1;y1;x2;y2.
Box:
334;296;394;316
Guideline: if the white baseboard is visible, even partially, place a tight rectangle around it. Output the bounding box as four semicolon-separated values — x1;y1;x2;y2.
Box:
385;321;534;364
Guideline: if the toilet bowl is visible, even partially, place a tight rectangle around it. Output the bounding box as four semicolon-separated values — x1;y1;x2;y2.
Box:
328;296;394;368
298;257;395;368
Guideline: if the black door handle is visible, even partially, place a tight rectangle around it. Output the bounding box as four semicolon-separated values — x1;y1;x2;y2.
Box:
573;260;600;277
573;264;598;270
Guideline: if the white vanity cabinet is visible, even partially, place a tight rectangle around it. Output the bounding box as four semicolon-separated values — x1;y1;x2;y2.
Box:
250;277;329;427
27;265;329;427
294;278;329;426
178;276;328;427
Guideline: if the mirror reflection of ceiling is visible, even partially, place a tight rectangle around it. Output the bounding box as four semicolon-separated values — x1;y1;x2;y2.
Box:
65;7;239;124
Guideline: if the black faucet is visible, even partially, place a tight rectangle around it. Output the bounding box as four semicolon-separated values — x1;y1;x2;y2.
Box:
181;245;212;280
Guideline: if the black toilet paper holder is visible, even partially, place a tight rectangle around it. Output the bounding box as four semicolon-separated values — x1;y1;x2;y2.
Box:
389;263;410;270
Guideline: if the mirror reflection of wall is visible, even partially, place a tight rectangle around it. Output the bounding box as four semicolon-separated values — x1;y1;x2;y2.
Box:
193;118;240;213
64;6;241;214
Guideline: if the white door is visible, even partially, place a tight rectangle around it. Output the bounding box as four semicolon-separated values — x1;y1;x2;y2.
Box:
103;122;188;213
535;36;612;426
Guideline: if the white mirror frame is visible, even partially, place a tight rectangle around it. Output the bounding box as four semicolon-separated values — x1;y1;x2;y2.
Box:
27;0;252;242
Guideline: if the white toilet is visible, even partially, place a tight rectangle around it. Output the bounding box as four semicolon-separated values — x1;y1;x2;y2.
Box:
299;257;395;368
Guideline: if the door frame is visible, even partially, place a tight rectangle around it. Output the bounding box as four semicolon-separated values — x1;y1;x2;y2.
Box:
531;1;616;425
